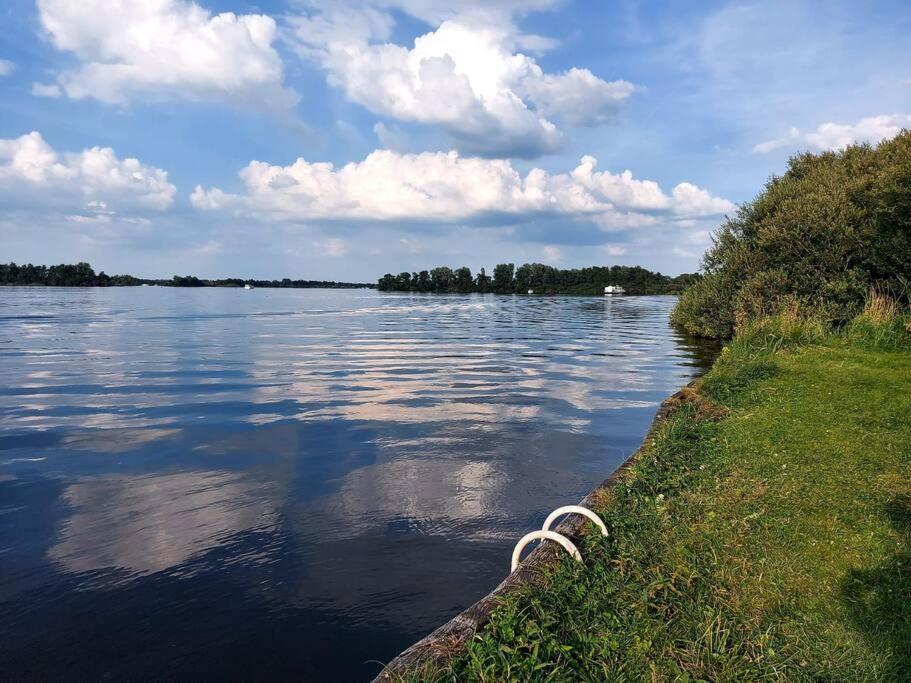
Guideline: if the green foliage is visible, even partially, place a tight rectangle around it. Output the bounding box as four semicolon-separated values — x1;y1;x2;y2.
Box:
673;131;911;338
395;272;412;291
475;267;491;293
430;266;453;292
171;274;205;287
668;272;737;338
726;291;911;355
0;261;106;286
377;262;698;295
453;266;473;293
492;262;515;293
729;312;829;355
417;270;431;292
844;290;911;349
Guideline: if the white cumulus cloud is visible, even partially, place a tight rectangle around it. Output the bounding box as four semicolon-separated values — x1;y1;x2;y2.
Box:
0;59;14;76
355;0;560;26
0;131;176;213
671;183;736;217
191;149;733;230
520;68;634;127
754;115;911;153
36;0;297;109
290;15;632;157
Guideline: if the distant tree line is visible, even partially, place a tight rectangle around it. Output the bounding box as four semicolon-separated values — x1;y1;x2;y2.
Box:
377;263;699;295
0;262;136;286
0;262;375;289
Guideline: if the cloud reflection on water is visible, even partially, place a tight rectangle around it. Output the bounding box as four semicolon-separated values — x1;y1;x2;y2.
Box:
48;470;277;579
0;288;718;677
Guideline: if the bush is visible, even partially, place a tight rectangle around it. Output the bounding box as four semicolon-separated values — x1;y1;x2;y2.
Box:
673;131;911;338
845;290;911;349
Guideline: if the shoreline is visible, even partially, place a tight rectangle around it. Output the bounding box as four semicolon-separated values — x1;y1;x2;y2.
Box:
373;381;700;680
376;326;911;680
0;283;375;289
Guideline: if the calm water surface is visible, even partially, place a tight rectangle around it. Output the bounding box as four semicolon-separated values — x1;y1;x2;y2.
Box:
0;287;716;680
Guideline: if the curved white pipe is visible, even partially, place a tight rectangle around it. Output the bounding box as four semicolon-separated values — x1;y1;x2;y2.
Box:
511;530;582;573
541;505;608;537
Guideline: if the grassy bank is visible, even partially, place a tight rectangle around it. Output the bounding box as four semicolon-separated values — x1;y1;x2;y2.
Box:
411;318;910;680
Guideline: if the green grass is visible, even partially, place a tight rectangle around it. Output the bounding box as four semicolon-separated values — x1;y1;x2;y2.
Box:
416;333;911;681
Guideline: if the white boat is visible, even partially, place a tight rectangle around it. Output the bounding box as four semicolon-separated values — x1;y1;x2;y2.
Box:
244;284;254;290
527;289;534;295
604;285;626;296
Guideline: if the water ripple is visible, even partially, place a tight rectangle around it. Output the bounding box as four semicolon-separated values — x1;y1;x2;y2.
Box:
0;287;717;681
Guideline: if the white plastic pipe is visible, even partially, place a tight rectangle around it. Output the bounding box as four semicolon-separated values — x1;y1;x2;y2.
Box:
541;505;608;537
511;530;582;573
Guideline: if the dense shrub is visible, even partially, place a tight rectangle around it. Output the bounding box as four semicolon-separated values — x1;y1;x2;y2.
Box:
672;131;911;338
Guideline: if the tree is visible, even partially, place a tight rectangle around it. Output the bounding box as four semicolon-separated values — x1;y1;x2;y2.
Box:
672;130;911;338
375;261;696;295
454;266;473;293
492;263;514;293
515;263;557;293
172;275;204;287
430;266;453;292
475;267;491;293
417;270;431;292
395;272;412;290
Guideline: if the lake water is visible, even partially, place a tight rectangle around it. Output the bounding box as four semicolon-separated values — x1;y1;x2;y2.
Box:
0;287;716;681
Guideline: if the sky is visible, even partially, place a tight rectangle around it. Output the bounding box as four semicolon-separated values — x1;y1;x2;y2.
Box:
1;0;910;281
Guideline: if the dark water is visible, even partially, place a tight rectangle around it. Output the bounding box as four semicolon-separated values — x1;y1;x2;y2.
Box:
0;287;716;681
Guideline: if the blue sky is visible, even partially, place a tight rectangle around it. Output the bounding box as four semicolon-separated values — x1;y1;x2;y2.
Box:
1;0;910;280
